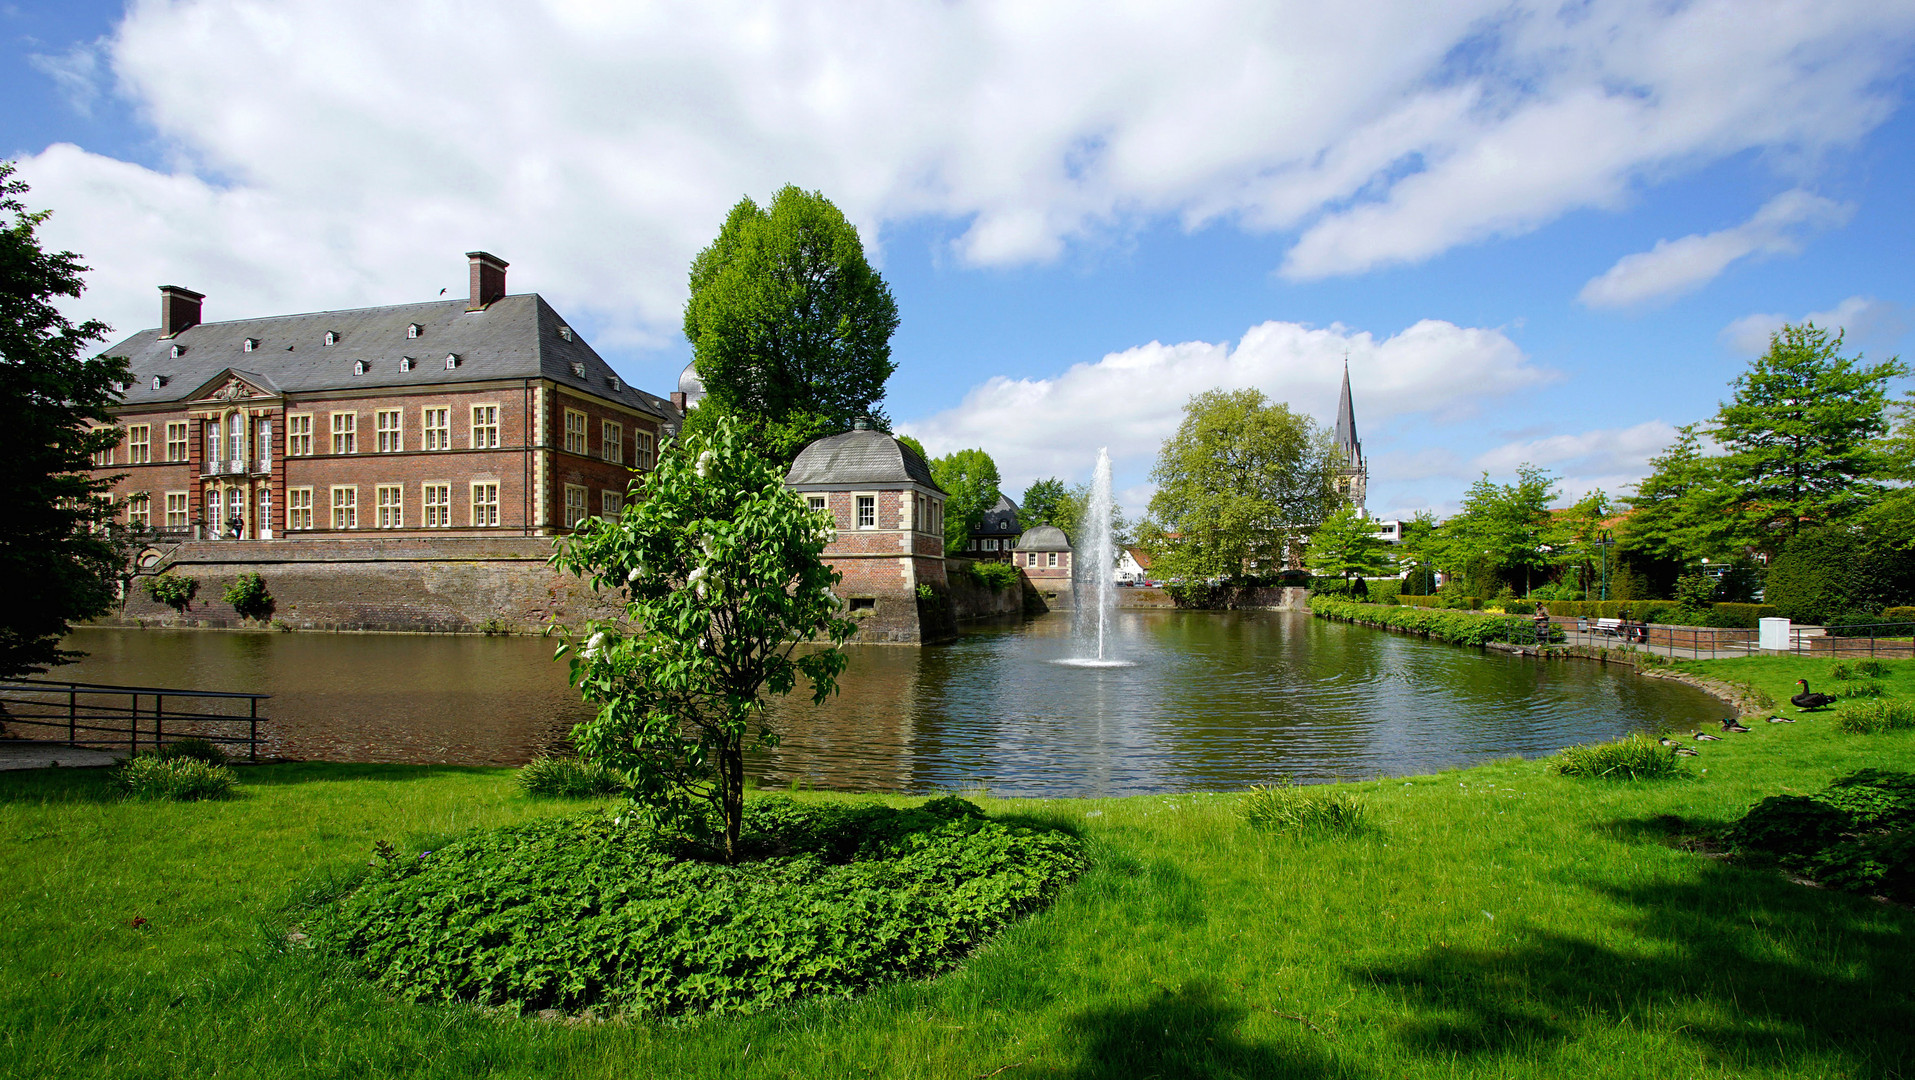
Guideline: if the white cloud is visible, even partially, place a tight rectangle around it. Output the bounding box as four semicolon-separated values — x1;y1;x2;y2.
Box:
1577;191;1852;308
14;0;1915;341
27;41;105;117
1471;420;1677;478
1721;295;1912;356
898;318;1549;496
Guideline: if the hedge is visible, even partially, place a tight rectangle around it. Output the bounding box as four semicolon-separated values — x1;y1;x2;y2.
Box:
1310;598;1556;646
1394;595;1482;610
1709;602;1780;628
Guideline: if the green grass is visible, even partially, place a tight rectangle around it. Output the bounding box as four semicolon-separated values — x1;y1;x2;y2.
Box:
2;656;1913;1079
1548;733;1691;780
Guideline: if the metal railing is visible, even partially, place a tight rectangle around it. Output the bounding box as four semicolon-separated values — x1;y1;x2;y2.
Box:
0;680;269;760
1550;618;1915;661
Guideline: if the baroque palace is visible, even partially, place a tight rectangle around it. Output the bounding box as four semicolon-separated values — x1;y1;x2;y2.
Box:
90;252;676;543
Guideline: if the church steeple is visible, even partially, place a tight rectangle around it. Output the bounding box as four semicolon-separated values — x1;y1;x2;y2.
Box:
1333;360;1368;513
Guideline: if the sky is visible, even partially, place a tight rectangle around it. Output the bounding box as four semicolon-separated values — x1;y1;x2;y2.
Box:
6;0;1915;523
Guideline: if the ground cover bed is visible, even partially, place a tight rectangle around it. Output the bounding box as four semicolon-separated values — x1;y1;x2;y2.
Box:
2;655;1912;1079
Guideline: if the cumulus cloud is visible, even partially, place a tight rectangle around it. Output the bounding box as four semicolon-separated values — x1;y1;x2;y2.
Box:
898;318;1549;495
1472;420;1678;477
1577;191;1852;308
15;0;1915;341
1720;296;1912;356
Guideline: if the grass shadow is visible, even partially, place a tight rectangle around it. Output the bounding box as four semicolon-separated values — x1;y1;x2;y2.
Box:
0;766;121;804
234;762;507;786
1353;856;1915;1074
1055;978;1348;1080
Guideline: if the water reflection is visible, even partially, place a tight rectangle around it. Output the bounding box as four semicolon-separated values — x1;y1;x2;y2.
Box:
58;611;1724;797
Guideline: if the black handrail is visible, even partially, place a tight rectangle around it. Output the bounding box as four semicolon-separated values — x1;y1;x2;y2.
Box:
1;680;269;760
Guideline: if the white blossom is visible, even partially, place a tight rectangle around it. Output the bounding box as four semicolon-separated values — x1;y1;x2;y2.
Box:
583;631;608;659
695;450;714;478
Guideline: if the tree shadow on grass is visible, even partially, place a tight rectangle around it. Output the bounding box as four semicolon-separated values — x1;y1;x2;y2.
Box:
1056;979;1351;1080
1353;850;1915;1076
235;762;505;786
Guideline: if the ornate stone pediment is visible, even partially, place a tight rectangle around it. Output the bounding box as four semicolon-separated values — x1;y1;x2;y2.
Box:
184;369;282;411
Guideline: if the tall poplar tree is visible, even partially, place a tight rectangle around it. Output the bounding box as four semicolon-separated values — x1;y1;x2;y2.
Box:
681;186;899;462
0;163;130;678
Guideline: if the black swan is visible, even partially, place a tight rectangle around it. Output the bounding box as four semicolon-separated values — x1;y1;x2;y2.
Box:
1719;717;1751;733
1791;680;1836;711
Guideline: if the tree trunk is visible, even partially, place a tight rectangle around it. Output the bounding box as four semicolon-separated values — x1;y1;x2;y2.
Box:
721;739;745;864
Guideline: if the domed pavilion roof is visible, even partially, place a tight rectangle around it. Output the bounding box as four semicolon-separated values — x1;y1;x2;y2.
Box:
1013;524;1072;551
786;420;942;491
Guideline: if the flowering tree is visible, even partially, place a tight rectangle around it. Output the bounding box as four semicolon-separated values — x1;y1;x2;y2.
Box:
551;416;858;863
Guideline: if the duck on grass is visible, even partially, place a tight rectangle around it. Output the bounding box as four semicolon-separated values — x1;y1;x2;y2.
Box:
302;796;1085;1018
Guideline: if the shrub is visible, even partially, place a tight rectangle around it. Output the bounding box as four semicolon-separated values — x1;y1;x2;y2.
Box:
1829;662;1853;680
156;738;229;766
1243;781;1366;836
967;560;1021;591
312;798;1086;1017
1548;734;1688;780
1398;564;1436;596
1710;602;1779;628
1726;769;1915;902
1766;526;1915;625
1885;606;1915;622
1396;594;1442;608
112;754;236;801
1833;698;1915;735
1366;579;1401;604
1309;598;1556;646
516;755;626;798
223;572;275;620
143;573;198;613
1854;658;1891;678
1837;680;1885;699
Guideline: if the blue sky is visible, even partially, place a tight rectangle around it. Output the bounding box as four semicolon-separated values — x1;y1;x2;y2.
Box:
7;0;1915;521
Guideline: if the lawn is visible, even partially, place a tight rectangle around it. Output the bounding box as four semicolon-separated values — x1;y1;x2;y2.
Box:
1;656;1911;1079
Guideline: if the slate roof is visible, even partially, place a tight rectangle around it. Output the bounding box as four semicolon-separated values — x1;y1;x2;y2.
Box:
100;293;678;424
1014;524;1072;552
786;426;943;492
975;494;1021;536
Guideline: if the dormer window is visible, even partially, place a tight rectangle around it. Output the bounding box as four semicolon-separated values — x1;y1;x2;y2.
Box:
399;356;414;372
570;362;586;378
557;325;573;342
323;331;339;346
353;360;368;376
444;353;460;370
151;375;168;391
243;338;259;352
607;375;622;392
170;344;185;358
407;323;422;339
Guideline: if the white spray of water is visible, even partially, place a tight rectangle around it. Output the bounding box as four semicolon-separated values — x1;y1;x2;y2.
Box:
1082;448;1119;662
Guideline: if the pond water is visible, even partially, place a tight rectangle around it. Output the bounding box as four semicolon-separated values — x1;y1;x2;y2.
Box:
56;611;1725;797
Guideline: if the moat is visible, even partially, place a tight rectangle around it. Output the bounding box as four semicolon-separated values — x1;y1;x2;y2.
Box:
58;610;1724;797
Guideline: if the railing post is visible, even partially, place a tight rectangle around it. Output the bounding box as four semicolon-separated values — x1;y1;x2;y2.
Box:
250;697;258;762
155;694;164;751
129;693;138;758
68;687;76;747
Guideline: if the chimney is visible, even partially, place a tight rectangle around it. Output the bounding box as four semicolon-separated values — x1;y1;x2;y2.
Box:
466;251;508;310
159;285;204;337
671;391;687;412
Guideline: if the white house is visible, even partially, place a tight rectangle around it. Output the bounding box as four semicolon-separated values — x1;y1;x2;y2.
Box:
1116;546;1152;584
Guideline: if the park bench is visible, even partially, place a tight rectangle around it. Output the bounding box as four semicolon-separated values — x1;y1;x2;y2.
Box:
1595;617;1623;638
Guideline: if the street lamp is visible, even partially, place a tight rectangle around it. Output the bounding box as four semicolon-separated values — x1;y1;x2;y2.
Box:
1597;529;1615;601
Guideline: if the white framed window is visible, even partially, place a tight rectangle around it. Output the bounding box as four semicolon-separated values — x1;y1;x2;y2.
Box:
92;430;114;467
165;422;188;462
564;408;588;455
635;430;655;470
375;484;403;528
1048;551;1059;568
127;494;150;529
375;409;403;452
258;487;271;533
286;487;312;531
471;404;499;449
807;495;827;512
423;407;449;450
602;420;623;463
128;424;151;464
330;485;357;530
255;417;272;469
330;412;356;455
205;486;222;526
564;484;588;529
423;483;451;527
164;491;188;529
856;495;876;529
287;414;313;456
471;482;499;526
601;490;623;519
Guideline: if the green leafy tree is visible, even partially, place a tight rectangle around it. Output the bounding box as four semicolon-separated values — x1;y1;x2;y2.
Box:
0;163;131;678
1020;478;1071;530
894;433;929;464
680;186;899;462
1304;504;1396;584
1549;489;1613;598
551;416;858;863
1620;424;1737;564
1143;388;1339;583
1435;465;1559;595
1710;323;1904;547
1394;511;1440;594
930;448;1001;555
